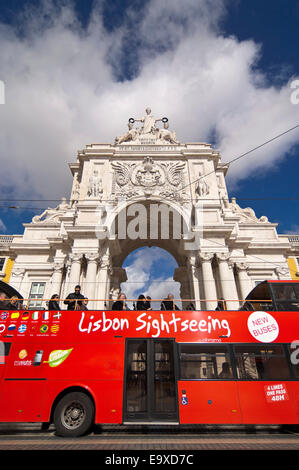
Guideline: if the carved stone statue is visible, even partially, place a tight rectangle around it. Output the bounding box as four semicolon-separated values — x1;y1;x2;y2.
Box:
218;181;229;209
114;108;179;145
137;107;161;135
156;122;180;144
88;170;103;199
229;197;269;223
195;171;209;198
32;197;70;224
70;173;80;207
115;121;139;145
109;286;121;300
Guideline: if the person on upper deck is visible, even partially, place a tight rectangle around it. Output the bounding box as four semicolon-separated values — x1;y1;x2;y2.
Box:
215;298;226;311
0;292;7;309
64;285;85;310
145;296;152;310
48;294;60;310
136;294;151;310
161;293;180;311
112;292;130;311
6;296;24;310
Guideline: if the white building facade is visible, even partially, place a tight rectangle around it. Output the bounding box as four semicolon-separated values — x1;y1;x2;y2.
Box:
8;109;291;310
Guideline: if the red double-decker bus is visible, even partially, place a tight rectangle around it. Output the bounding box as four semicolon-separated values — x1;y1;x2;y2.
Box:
0;280;298;437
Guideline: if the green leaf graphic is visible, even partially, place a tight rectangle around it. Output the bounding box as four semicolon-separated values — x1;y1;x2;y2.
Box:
48;349;73;367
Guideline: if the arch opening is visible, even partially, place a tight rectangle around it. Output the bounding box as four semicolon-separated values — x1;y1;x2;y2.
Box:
118;246;182;310
106;199;199;310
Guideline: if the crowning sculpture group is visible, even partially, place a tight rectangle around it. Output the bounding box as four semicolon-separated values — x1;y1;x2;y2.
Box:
115;107;180;145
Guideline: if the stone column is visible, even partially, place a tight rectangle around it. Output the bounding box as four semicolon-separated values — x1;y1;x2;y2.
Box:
97;255;112;309
68;253;82;294
174;267;190;309
50;261;65;300
199;252;218;310
235;262;253;301
85;252;99;309
61;259;71;302
216;253;239;310
188;255;201;310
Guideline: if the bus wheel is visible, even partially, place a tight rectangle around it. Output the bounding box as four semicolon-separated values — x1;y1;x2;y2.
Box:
53;392;94;437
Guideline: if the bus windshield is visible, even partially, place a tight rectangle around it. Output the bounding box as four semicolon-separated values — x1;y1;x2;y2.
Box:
241;281;273;311
270;282;299;311
242;281;299;311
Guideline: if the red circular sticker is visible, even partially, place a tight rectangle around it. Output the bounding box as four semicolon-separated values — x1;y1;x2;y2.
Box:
247;311;279;343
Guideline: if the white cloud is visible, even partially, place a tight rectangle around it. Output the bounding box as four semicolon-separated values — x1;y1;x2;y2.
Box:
145;276;181;310
0;218;7;232
0;0;298;207
121;247;180;308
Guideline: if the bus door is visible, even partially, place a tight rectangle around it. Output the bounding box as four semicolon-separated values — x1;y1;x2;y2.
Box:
124;339;179;423
0;343;47;422
0;341;11;379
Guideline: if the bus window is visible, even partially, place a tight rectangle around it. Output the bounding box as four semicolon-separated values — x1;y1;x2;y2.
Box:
271;283;299;311
288;344;299;379
125;341;147;414
0;342;11;381
179;344;233;380
234;345;290;380
0;342;11;365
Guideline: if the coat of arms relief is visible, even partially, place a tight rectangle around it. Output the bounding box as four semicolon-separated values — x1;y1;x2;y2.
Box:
111;156;187;201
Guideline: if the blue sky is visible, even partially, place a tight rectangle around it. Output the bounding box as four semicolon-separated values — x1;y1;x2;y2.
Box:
0;0;299;300
122;247;181;309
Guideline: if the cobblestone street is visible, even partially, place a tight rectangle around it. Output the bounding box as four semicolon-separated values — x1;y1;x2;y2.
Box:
0;424;298;450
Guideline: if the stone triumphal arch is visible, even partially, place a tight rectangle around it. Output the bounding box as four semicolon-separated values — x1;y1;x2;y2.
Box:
9;108;291;309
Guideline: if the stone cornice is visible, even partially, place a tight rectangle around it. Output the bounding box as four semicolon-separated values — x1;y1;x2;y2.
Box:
10;240;50;252
246;241;291;251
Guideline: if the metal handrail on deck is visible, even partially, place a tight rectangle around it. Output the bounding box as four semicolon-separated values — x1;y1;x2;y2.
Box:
0;297;275;311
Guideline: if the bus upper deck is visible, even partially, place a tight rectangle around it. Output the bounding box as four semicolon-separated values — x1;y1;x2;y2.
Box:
0;280;298;436
1;280;299;312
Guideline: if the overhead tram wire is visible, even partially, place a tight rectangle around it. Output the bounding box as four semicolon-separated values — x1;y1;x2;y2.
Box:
3;195;299;208
5;228;298;282
174;122;299;197
202;236;299;278
1;122;299;209
1;124;299;277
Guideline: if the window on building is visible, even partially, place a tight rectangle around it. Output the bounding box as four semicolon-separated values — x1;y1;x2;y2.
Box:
29;282;46;308
179;344;233;380
234;345;290;380
0;258;6;272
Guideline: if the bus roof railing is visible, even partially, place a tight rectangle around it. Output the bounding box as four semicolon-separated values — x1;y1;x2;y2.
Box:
0;298;276;303
0;297;279;310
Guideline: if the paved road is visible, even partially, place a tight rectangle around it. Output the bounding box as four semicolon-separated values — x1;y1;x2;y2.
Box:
0;424;298;450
